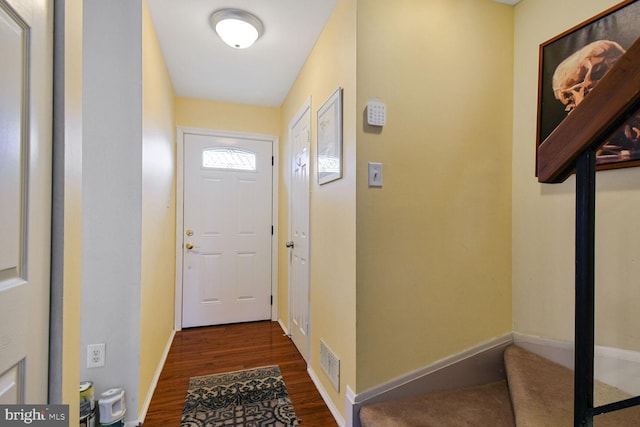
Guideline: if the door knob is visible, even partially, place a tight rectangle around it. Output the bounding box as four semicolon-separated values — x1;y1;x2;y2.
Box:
285;241;294;248
185;242;194;250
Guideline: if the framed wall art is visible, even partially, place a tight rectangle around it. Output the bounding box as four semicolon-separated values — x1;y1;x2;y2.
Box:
317;87;343;184
537;0;640;170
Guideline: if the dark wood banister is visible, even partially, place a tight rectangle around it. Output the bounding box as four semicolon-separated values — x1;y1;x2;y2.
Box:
537;36;640;183
536;37;640;427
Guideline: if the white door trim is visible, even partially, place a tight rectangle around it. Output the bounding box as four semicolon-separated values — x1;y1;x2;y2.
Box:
175;126;279;331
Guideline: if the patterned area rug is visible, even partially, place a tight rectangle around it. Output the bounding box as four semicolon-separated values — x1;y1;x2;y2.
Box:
181;365;299;427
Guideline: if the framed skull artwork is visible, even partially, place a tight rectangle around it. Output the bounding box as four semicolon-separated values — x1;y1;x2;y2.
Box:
537;0;640;171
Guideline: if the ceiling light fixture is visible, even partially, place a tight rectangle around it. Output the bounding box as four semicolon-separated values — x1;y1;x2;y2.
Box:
210;9;264;49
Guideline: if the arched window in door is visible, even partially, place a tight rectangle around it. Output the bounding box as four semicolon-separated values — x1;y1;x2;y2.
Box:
202;147;257;171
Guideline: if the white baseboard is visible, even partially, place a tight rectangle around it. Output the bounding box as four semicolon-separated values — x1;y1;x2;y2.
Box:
136;329;176;425
512;333;574;369
345;385;357;427
513;332;640;396
347;333;513;427
307;366;345;427
277;319;344;424
278;318;290;336
595;345;640;396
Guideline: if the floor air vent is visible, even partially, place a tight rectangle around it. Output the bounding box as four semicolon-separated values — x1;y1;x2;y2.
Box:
320;339;340;392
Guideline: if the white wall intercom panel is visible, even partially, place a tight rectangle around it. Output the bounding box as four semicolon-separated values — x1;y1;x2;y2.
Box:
367;98;386;126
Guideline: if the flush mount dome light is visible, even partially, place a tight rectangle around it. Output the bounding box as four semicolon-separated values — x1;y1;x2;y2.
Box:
210;9;264;49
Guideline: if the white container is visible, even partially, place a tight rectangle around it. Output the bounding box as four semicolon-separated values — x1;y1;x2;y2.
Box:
98;388;126;425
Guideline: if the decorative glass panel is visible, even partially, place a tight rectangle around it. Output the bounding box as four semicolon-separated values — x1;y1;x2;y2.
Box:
202;148;256;171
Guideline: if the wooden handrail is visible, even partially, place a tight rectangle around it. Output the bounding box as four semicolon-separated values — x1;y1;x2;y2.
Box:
537;37;640;183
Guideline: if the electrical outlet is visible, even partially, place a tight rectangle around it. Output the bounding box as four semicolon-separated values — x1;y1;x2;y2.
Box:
87;343;105;368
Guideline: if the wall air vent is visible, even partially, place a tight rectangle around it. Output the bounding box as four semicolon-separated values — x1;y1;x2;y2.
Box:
320;339;340;392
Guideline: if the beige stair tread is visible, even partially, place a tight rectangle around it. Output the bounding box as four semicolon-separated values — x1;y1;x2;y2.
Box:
359;380;515;427
505;345;640;426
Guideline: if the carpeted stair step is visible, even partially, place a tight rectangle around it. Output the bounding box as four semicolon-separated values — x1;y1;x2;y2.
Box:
359;345;640;426
359;380;516;427
505;345;640;426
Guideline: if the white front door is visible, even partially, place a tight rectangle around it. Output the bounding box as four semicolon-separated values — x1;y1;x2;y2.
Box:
182;132;274;328
288;101;311;361
0;0;52;403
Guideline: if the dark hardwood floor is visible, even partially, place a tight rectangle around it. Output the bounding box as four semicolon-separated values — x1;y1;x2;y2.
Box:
143;321;338;426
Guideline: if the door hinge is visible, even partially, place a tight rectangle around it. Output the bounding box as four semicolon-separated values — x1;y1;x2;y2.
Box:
270;295;273;305
271;225;274;235
272;156;274;166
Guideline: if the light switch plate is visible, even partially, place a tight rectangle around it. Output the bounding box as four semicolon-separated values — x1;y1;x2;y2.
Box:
368;162;383;187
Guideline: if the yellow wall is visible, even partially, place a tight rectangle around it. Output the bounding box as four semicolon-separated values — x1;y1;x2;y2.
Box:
355;0;514;391
279;0;357;417
139;0;176;414
62;0;82;424
513;0;640;351
175;97;281;136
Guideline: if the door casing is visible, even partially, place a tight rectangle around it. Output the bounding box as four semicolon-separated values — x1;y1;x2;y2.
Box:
174;127;279;330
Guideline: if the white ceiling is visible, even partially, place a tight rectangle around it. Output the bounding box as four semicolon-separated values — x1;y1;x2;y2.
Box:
147;0;519;108
147;0;339;107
